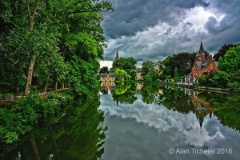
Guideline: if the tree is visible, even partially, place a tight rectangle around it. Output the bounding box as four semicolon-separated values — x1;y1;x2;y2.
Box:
218;45;240;73
171;52;195;77
211;45;240;90
67;55;100;97
99;67;109;73
174;67;179;81
213;43;238;61
115;68;131;83
0;0;114;96
157;56;172;80
141;61;155;77
209;71;229;88
112;57;137;80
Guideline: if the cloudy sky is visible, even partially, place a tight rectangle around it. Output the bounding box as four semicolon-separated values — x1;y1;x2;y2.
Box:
102;0;240;63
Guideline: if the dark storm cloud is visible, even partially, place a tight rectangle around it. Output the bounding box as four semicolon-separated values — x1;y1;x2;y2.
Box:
102;0;240;62
103;0;209;39
203;0;240;52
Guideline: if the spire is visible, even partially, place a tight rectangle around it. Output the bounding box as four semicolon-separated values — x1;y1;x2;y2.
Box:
199;42;204;53
199;38;205;54
115;50;119;60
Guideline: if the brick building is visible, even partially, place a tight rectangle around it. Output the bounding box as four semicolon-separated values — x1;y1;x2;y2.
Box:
185;41;218;83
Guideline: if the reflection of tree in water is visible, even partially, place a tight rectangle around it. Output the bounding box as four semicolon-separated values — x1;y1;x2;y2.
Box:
112;83;137;104
197;92;240;132
142;85;194;114
0;93;106;160
141;84;158;104
142;85;218;131
163;88;240;133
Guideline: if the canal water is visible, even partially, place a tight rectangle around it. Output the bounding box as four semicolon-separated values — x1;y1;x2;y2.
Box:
1;84;240;160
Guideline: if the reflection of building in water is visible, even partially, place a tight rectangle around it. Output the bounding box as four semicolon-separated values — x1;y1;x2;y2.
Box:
136;83;143;91
100;73;116;94
185;88;215;132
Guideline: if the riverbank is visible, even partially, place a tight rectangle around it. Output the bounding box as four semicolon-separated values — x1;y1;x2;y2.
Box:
0;88;69;104
160;82;239;94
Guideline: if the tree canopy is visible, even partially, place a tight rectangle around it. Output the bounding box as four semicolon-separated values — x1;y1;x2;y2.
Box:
0;0;114;96
111;57;137;80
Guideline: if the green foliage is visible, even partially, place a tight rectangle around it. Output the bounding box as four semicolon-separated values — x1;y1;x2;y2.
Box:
198;92;240;131
198;73;208;86
0;0;114;95
209;71;229;88
114;68;131;83
144;71;157;83
209;45;240;90
0;0;114;150
141;61;161;82
112;83;137;104
0;91;73;144
213;43;239;61
142;61;155;77
218;45;240;73
67;55;100;97
112;57;137;80
174;67;179;81
1;92;106;159
141;84;158;104
157;56;173;79
171;52;195;77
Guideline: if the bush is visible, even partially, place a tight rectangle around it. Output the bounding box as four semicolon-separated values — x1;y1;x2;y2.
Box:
0;91;73;144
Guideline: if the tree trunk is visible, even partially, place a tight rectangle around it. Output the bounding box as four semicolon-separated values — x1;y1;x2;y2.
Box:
24;55;36;95
24;0;39;95
54;81;58;91
42;83;48;93
61;82;64;89
29;16;34;31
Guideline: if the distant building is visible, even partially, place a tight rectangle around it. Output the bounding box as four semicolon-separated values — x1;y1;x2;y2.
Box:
100;73;116;93
100;73;116;82
185;41;218;83
136;68;143;80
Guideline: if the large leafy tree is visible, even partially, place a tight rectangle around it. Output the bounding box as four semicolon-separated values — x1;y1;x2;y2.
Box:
141;61;155;77
112;57;137;79
157;56;172;80
114;68;131;83
209;45;240;90
171;52;195;77
218;45;240;89
213;43;238;61
0;0;114;96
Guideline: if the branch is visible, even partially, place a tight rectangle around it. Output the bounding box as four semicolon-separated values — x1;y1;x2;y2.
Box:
26;0;31;18
32;0;40;16
54;0;89;19
26;0;40;18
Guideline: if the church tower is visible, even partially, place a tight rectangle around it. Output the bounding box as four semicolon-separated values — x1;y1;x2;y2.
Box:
196;41;206;61
115;51;119;60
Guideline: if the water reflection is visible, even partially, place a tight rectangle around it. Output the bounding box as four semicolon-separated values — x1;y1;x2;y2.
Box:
100;83;240;160
1;84;239;160
0;94;106;160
